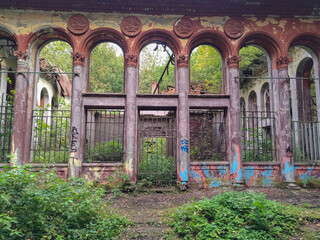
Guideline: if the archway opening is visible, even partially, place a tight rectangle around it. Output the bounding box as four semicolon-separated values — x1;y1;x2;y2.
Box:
190;45;222;94
89;42;124;93
139;42;175;94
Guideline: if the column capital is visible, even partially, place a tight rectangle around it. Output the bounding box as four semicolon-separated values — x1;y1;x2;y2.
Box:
177;55;189;68
71;52;85;66
14;50;28;61
125;54;138;68
226;55;241;68
276;56;292;69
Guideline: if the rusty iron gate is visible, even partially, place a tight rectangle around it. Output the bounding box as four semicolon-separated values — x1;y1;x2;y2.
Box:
137;110;177;186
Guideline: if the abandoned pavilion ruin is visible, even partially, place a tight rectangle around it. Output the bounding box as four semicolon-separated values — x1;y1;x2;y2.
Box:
0;0;319;188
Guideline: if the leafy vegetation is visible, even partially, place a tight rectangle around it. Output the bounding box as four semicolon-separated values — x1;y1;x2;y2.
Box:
190;45;222;94
89;42;124;93
138;138;176;185
86;140;124;163
32;98;70;163
167;191;319;240
0;166;128;239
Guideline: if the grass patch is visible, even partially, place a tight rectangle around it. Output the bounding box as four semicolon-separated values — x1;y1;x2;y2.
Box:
166;191;320;240
0;166;128;239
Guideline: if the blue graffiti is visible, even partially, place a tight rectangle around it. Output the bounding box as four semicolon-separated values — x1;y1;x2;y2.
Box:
180;145;188;153
244;166;255;185
218;165;227;178
230;151;239;174
190;170;202;183
181;139;188;145
180;167;188;182
300;166;317;181
283;160;299;180
261;166;273;187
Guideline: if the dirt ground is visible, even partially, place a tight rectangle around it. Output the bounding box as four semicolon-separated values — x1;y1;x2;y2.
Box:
109;187;320;240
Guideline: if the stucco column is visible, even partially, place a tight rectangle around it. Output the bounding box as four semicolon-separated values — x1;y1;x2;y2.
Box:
68;52;86;178
176;55;190;188
226;56;243;186
124;54;138;181
275;57;296;187
11;51;29;165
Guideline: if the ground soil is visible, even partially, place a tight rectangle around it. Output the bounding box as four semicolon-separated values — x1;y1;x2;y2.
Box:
108;187;320;240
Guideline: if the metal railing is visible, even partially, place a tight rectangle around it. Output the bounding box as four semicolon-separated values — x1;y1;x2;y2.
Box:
138;110;177;186
0;95;14;163
30;109;70;163
241;111;276;162
190;109;226;162
85;109;125;163
292;121;320;162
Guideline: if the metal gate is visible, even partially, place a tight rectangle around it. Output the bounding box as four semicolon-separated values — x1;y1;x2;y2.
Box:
137;110;176;186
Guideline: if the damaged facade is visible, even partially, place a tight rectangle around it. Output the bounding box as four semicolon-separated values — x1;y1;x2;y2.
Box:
0;0;319;187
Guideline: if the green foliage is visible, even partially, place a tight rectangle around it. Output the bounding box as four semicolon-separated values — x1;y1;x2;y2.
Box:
89;43;124;93
86;140;124;163
139;138;175;185
32;98;70;163
139;44;175;94
167;191;310;240
40;41;73;74
242;127;273;162
0;166;128;239
239;46;267;78
190;45;222;93
0;94;14;163
296;176;320;189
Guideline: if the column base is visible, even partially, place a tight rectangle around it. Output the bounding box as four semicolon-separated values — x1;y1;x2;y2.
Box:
284;180;300;190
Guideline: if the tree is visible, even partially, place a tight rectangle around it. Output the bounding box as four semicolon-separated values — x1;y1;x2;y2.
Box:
190;45;222;93
40;41;73;74
89;43;124;93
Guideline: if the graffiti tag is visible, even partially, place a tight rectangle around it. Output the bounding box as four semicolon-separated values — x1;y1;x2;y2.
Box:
181;139;188;153
70;126;79;152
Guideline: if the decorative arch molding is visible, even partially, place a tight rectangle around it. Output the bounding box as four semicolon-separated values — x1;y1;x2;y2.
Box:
23;26;75;62
134;29;182;57
186;30;233;59
0;24;18;42
80;27;128;57
287;33;320;57
237;31;282;69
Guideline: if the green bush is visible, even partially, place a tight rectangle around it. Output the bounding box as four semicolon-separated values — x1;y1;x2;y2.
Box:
86;141;124;162
167;191;307;240
0;166;128;239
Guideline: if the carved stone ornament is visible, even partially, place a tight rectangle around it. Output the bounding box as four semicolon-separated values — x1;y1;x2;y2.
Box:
67;14;90;35
277;56;292;69
224;19;244;39
125;54;138;67
173;18;194;38
71;52;85;66
227;56;241;68
177;55;189;68
14;50;28;60
121;16;142;37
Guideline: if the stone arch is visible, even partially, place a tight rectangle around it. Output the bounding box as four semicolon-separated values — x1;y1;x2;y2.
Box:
0;24;17;42
26;26;75;63
134;29;182;57
80;28;128;57
248;90;258;112
186;30;232;59
40;87;49;108
260;82;270;115
237;31;281;69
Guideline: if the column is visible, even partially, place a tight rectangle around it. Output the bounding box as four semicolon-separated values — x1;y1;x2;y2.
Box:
11;51;29;165
124;54;138;181
176;55;189;189
226;56;243;186
68;52;86;178
275;57;296;187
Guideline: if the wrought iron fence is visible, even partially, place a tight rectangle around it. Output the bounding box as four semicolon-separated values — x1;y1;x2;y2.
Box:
30;109;70;163
190;109;226;162
85;109;125;163
0;95;14;163
241;111;276;162
292;121;320;162
138;110;176;186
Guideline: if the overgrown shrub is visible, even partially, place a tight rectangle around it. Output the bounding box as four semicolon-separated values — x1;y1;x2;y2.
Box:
0;166;128;239
86;141;124;163
167;191;307;240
